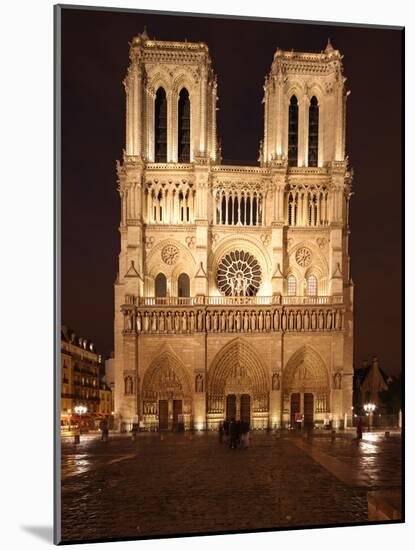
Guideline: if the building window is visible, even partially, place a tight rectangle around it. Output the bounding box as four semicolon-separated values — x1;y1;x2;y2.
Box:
155;273;167;297
306;275;318;296
287;275;297;296
288;95;299;167
178;273;190;297
155;87;167;162
308;96;319;167
178;88;190;162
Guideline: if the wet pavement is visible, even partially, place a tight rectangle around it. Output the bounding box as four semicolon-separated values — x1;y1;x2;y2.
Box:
60;430;401;543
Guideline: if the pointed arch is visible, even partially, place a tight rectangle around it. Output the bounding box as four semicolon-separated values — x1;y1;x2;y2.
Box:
142;351;192;399
208;338;269;395
178;88;191;162
308;96;319;167
155;87;167;162
288;95;299;167
283;346;329;391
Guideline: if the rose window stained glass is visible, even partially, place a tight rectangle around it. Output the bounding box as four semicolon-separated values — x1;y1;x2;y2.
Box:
216;250;262;296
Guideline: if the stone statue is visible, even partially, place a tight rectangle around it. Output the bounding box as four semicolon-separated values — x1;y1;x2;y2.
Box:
235;311;241;331
213;311;218;332
182;311;187;332
304;310;309;331
333;371;342;389
335;309;342;330
125;376;133;394
174;312;180;333
206;312;211;332
327;310;332;330
272;372;280;390
273;310;279;331
251;311;256;331
159;311;165;333
281;311;287;331
190;311;195;332
288;311;294;331
166;312;172;332
136;312;142;332
258;311;264;331
143;312;149;332
228;310;234;331
243;311;249;332
151;312;157;332
265;311;271;331
197;310;204;332
311;311;317;330
219;311;225;332
296;310;302;331
195;374;204;393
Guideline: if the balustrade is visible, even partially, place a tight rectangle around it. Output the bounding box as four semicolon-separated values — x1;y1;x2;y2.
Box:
137;295;342;307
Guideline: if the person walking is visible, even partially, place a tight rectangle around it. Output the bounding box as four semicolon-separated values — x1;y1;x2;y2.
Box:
219;421;224;444
356;417;363;440
229;420;237;449
240;420;250;449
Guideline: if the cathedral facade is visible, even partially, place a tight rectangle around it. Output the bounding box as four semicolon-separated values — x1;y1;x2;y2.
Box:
114;31;354;431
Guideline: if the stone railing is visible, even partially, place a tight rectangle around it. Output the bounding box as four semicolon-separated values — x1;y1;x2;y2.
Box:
121;304;345;334
137;295;343;307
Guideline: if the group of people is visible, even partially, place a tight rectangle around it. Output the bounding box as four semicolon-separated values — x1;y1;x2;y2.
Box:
219;419;250;449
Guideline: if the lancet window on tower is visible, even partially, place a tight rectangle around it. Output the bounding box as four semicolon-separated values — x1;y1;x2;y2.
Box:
146;182;195;224
215;190;263;226
178;88;190;162
288;95;299;167
308;96;319;167
286;188;329;227
155;87;167;162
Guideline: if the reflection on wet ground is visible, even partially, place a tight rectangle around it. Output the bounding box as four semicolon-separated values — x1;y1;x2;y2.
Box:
61;432;372;542
291;431;401;490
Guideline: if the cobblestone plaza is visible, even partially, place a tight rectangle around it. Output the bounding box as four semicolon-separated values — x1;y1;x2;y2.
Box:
60;431;401;542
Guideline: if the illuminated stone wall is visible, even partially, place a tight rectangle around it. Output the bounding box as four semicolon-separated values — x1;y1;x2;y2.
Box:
114;33;353;431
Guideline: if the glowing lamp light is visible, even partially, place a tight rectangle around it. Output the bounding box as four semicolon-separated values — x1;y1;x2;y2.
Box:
363;403;376;413
74;405;87;415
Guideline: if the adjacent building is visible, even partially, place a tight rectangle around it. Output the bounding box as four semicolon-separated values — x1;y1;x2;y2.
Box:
113;32;354;431
353;356;392;411
60;325;105;428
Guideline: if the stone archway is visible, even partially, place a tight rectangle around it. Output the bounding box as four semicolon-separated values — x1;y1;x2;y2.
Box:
207;339;269;429
142;351;192;430
282;346;330;427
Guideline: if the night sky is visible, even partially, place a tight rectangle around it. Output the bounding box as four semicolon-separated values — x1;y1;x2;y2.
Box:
60;7;403;374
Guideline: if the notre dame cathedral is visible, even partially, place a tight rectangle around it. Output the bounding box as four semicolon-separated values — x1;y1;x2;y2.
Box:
114;30;354;431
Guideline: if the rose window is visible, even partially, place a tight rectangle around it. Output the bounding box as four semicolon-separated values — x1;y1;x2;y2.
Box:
295;247;312;267
216;250;262;296
161;244;179;265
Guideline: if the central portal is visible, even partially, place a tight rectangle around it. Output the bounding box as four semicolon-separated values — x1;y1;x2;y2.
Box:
225;394;251;423
226;394;236;420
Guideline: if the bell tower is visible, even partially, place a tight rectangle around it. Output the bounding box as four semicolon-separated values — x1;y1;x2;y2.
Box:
114;31;219;427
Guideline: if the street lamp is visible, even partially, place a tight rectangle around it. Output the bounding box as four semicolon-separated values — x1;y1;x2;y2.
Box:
363;402;376;431
74;405;87;443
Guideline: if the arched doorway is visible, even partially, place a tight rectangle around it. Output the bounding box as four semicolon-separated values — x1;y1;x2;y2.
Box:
283;346;330;429
207;339;269;429
142;352;192;431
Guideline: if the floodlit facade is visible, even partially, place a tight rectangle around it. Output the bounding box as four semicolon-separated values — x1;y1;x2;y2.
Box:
114;32;354;431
